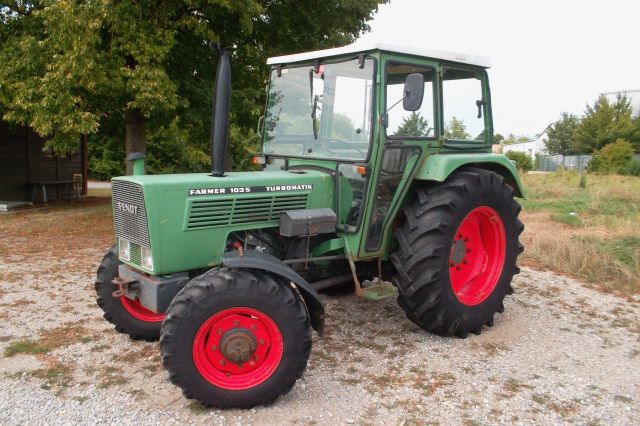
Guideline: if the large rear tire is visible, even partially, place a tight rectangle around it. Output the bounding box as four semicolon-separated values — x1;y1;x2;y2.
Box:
391;168;524;338
95;246;164;341
160;267;311;408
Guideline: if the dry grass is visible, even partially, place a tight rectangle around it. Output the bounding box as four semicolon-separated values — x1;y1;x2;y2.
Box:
0;189;114;257
520;172;640;296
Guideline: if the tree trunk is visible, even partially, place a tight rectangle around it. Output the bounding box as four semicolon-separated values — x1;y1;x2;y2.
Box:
125;109;145;175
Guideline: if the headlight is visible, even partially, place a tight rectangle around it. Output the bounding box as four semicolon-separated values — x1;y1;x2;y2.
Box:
141;246;153;270
118;238;130;261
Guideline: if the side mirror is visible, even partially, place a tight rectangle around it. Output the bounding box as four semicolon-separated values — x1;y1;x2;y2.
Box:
402;73;425;111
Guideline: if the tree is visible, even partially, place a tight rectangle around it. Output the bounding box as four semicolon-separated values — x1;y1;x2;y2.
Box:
544;113;579;156
574;94;639;153
396;112;430;137
493;133;505;144
444;116;470;139
0;0;386;175
501;133;529;145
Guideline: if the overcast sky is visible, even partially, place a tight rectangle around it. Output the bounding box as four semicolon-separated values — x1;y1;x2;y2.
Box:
354;0;640;137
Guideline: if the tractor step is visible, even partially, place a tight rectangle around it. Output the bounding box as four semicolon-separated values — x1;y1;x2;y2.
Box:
361;281;398;301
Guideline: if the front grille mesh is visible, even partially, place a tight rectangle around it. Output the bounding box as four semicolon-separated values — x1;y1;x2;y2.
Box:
130;242;142;266
187;194;308;230
112;180;150;248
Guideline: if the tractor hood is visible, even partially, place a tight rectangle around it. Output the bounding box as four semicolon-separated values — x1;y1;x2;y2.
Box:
111;170;335;275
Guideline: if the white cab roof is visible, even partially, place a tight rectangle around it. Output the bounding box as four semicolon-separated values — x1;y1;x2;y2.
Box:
266;41;491;68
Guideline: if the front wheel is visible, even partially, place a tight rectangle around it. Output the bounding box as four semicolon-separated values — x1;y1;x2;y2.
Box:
95;246;164;341
392;168;524;338
160;267;311;408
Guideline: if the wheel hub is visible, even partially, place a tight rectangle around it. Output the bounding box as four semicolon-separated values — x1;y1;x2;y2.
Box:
192;308;284;390
219;328;256;364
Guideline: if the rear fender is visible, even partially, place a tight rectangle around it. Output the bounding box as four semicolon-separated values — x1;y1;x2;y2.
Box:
221;250;325;336
415;153;525;198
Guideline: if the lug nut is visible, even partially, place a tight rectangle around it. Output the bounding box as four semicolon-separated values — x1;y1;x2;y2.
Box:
250;324;257;330
258;339;265;345
234;320;240;326
211;345;217;351
218;359;225;366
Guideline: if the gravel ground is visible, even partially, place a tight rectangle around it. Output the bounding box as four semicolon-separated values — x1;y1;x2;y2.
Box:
0;247;639;425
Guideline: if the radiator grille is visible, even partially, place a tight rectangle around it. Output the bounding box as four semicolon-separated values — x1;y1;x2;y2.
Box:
187;194;308;230
112;180;150;247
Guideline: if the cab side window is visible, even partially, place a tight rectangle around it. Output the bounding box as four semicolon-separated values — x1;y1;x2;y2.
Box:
442;67;486;141
386;63;436;138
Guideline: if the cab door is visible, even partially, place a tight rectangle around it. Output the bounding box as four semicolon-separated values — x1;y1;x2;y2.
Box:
361;59;439;254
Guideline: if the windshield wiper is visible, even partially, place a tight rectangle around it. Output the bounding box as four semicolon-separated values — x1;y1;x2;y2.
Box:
311;95;319;140
308;68;319;140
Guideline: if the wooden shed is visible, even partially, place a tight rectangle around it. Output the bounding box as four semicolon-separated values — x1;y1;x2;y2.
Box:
0;122;88;205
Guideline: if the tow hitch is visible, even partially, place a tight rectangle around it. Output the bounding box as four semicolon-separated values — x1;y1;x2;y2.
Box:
111;276;139;298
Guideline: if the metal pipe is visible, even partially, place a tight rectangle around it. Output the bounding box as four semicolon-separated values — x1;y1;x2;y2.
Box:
309;274;354;291
282;254;346;265
210;43;231;177
126;152;146;176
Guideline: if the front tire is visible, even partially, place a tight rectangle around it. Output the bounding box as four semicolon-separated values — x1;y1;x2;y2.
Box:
391;168;524;338
95;246;164;341
160;267;311;408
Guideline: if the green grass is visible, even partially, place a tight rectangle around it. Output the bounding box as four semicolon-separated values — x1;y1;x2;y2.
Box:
520;172;640;296
4;340;50;357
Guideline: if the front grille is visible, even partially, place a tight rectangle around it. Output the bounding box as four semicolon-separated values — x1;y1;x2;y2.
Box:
130;242;142;266
187;194;309;230
112;180;150;248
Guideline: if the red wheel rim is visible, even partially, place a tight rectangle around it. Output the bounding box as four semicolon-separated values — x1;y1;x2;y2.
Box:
120;297;165;322
192;307;283;390
449;206;506;306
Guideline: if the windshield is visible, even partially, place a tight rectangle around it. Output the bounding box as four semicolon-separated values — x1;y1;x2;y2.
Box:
263;58;375;161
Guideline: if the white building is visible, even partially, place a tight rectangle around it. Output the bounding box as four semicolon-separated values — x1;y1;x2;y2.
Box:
501;124;550;159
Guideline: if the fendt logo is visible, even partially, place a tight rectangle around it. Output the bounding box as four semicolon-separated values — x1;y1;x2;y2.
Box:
116;201;139;215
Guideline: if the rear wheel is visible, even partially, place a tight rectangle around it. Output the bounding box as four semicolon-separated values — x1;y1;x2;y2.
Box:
160;267;311;408
95;246;163;341
391;168;524;337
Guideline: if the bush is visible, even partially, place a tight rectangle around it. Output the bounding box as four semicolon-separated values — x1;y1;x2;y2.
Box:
589;139;634;174
505;151;533;172
624;160;640;176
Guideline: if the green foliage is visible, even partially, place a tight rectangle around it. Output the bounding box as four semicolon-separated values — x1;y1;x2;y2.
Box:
396;112;429;137
444;116;470;139
574;94;639;153
589;139;635;174
493;133;504;144
545;112;579;156
500;133;529;145
505;151;533;172
0;0;386;176
330;114;356;141
578;173;587;189
625;160;640;176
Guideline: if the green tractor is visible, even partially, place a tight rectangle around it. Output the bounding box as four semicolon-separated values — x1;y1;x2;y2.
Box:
96;42;524;408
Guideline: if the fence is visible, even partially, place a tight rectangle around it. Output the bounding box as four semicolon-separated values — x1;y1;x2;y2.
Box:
536;155;591;172
536;154;640;172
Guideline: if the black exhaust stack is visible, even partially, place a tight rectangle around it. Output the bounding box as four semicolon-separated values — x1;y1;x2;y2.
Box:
209;42;231;177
